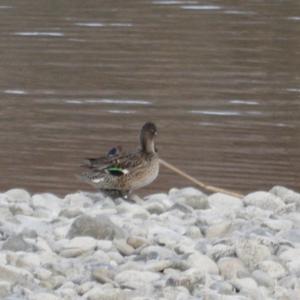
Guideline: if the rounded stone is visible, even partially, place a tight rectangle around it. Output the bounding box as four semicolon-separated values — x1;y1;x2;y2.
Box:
258;260;286;279
244;191;285;211
186;253;219;274
5;189;31;203
115;270;160;290
59;237;97;257
218;257;248;280
236;239;271;269
205;221;232;239
208;193;243;213
67;214;125;240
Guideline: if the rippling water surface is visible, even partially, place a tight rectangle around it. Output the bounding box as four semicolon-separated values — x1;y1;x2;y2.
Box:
0;0;299;195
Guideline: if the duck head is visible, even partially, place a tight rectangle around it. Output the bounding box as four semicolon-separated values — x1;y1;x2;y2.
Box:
140;122;158;154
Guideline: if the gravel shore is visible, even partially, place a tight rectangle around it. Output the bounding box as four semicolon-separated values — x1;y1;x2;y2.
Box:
0;186;299;300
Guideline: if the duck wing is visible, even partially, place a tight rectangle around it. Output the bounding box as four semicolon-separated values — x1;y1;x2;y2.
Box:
104;150;145;176
82;146;124;170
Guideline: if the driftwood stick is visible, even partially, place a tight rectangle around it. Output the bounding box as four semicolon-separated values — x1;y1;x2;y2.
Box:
159;158;244;199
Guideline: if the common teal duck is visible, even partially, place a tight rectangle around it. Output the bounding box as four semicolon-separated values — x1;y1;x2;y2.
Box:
80;122;159;198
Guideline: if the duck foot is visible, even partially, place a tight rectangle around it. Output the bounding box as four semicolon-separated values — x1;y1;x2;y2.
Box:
101;189;125;199
100;189;143;204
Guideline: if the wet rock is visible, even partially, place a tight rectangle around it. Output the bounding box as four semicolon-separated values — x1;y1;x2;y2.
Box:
67;214;125;240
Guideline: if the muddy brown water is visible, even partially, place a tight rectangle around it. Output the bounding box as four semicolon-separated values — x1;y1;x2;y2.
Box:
0;0;299;196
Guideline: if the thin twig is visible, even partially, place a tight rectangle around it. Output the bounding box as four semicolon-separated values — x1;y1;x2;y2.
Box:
159;158;244;199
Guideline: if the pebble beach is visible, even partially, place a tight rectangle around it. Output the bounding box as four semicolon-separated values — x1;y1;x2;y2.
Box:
0;186;300;300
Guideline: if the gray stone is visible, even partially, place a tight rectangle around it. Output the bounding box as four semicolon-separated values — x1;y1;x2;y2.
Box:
270;186;300;207
59;207;83;218
2;234;36;252
140;245;174;260
113;239;135;256
252;270;274;288
170;187;208;210
244;191;285;211
5;189;31;203
0;281;12;298
218;257;248;280
236;239;271;269
28;293;60;300
84;286;125;300
115;270;160;290
92;268;116;285
210;280;234;294
208;244;236;261
59;237;97;257
186;253;219;274
185;225;203;239
231;277;260;298
144;259;173;272
0;264;34;285
67;214;125;240
258;260;286;279
205;221;232;238
144;202;166;214
262;219;293;232
9;203;33;216
169;203;194;214
127;236;149;249
283;229;300;243
208;193;243;213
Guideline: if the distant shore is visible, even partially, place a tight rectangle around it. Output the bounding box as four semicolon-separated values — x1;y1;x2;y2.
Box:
0;186;299;299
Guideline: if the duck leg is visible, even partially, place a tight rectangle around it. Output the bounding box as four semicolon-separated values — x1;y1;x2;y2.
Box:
126;191;143;204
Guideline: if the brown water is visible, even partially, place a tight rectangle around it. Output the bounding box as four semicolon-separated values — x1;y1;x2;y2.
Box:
0;0;300;196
